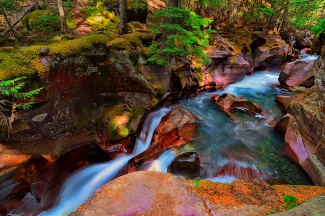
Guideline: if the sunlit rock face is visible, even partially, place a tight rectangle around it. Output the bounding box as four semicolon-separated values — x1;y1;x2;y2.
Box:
250;34;284;70
129;106;199;171
200;51;249;90
278;59;316;87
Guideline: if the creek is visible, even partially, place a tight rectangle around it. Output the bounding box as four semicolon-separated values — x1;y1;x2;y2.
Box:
42;65;311;215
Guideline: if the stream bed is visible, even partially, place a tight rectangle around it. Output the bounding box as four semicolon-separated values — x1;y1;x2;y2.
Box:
151;69;312;185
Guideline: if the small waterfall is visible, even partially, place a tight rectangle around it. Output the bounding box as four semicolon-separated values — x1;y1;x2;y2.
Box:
147;149;176;172
41;107;171;216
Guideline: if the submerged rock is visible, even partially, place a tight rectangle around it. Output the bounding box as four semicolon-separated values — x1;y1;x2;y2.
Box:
168;152;202;179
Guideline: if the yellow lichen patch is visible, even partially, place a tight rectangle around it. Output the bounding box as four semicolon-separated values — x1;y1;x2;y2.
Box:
84;8;119;31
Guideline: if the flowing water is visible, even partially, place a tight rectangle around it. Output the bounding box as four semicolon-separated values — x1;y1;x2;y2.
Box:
40;108;171;216
149;70;311;185
41;67;312;215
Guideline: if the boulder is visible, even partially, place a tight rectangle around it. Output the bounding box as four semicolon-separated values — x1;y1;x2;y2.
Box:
168;152;202;179
211;93;262;115
200;46;250;90
275;95;292;111
295;33;312;50
251;34;285;69
71;171;325;216
130;106;199;169
278;59;315;87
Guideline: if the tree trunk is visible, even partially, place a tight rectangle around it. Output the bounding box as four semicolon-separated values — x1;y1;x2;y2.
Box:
0;5;19;40
118;0;127;35
167;0;182;7
1;3;36;37
57;0;67;33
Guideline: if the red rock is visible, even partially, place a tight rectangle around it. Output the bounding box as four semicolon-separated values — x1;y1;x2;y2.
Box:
275;95;292;111
278;59;315;87
129;106;199;170
200;52;250;90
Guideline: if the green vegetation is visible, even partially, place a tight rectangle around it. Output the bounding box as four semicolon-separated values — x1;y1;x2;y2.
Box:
23;10;60;32
282;195;298;210
0;76;43;140
311;17;325;38
193;179;200;188
266;210;277;215
0;32;117;80
148;7;214;66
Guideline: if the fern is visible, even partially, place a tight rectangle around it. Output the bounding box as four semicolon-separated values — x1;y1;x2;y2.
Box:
148;7;215;66
0;76;43;140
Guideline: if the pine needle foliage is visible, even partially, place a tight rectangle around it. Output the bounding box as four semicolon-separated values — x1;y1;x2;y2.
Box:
0;76;43;110
311;17;325;38
148;7;214;66
0;76;43;140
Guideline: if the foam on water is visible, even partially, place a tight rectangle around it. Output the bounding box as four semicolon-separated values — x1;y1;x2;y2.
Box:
41;107;171;216
147;149;176;172
300;54;319;61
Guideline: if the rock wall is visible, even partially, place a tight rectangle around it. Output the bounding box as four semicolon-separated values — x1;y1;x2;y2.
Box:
277;35;325;185
314;36;325;165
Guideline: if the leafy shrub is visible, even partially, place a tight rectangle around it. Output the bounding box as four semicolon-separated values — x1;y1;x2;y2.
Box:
148;7;214;66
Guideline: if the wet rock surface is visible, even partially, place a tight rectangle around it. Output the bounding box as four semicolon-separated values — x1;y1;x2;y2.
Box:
168;152;202;179
129;106;199;171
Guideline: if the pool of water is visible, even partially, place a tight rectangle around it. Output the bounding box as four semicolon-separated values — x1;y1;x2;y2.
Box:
173;70;311;184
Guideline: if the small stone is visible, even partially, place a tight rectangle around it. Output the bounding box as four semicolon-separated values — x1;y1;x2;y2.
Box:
40;47;50;56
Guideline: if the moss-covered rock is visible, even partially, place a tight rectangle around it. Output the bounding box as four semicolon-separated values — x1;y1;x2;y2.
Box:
0;32;117;80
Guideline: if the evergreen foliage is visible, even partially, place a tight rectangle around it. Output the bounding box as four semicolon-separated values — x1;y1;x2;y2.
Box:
0;76;43;140
311;17;325;38
148;7;214;66
0;76;43;110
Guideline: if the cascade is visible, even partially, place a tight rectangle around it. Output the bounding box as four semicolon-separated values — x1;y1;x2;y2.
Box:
40;108;171;216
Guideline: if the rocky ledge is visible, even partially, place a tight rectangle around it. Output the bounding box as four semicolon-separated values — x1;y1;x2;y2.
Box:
72;171;325;216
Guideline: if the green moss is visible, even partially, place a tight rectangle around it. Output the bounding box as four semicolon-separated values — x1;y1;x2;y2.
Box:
109;123;118;138
107;38;131;51
23;9;60;33
0;46;47;80
0;32;117;80
119;127;129;137
66;10;77;29
49;32;117;58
